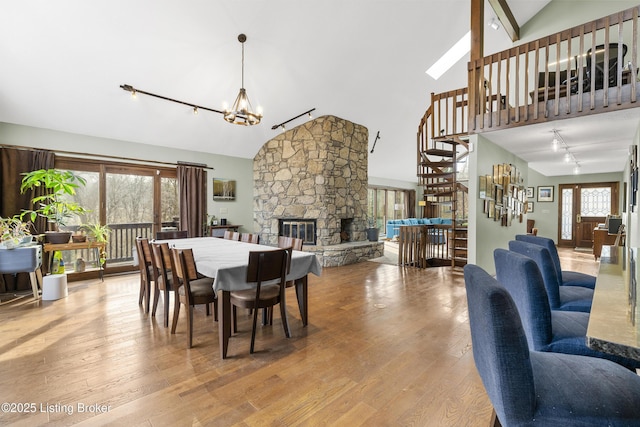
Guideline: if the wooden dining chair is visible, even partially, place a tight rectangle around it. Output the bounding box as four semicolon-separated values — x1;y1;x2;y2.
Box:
277;236;303;251
150;242;178;328
156;230;188;240
223;230;240;241
240;233;259;244
229;248;291;354
135;237;154;314
268;236;304;323
170;248;217;348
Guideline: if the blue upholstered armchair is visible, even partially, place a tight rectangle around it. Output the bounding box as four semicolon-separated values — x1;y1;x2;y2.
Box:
515;234;596;289
508;240;593;313
494;248;640;371
464;264;640;426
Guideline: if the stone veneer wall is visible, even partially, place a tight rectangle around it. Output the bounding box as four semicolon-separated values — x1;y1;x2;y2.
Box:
253;115;369;248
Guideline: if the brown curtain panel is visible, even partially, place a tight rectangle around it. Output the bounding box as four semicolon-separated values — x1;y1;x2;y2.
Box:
0;147;54;292
178;165;206;238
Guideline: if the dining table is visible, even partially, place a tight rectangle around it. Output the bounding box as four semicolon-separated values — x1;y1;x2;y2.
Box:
162;237;322;358
586;245;640;361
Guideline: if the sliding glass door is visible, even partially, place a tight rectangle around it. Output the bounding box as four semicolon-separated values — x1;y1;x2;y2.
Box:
56;158;177;273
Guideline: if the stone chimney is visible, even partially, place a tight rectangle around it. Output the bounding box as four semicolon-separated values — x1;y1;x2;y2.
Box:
253;115;369;247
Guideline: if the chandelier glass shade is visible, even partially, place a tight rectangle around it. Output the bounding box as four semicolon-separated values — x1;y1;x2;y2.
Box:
224;34;262;126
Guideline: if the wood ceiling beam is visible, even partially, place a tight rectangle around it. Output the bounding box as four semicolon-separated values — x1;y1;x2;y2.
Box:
470;0;484;60
488;0;520;42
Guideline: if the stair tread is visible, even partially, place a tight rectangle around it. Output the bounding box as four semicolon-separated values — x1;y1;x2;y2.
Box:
421;160;455;166
418;173;455;178
423;149;455;157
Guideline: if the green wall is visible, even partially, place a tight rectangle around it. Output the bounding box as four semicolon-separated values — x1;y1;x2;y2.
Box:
0;122;255;233
526;170;624;243
625;126;640;248
468;134;528;274
520;1;640;43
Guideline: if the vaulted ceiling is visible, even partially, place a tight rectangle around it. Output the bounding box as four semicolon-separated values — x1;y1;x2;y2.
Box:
8;1;623;184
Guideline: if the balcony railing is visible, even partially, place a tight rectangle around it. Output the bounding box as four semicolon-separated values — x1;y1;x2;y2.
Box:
65;222;175;266
418;5;640;147
469;5;639;133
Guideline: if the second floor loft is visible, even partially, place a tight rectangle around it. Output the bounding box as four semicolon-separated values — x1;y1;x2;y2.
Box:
420;5;640;142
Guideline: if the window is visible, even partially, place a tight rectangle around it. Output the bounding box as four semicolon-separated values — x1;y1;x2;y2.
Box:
368;186;413;235
56;158;178;273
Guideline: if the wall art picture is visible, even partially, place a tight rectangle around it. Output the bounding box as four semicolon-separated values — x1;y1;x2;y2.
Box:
526;187;534;198
213;178;236;201
537;186;554;202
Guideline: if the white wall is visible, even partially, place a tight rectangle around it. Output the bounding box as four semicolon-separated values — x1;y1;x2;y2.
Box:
0;122;255;233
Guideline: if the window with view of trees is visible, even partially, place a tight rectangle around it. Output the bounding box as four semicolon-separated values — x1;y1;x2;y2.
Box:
368;187;411;236
55;158;178;273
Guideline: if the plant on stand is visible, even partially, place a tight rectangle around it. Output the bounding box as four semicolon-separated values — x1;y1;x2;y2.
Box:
0;216;32;248
20;169;89;244
80;222;111;266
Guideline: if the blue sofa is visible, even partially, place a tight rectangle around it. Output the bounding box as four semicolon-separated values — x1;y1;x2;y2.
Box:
385;218;452;240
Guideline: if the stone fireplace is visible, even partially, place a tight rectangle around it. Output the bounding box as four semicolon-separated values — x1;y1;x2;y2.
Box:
253;115;383;266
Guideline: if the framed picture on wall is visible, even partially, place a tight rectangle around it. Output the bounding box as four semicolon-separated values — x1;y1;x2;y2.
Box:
526;187;534;198
527;201;534;213
213;178;236;201
537;186;554;202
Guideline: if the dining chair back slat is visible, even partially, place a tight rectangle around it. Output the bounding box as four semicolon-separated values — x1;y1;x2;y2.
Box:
230;247;291;354
170;247;217;348
135;237;154;313
224;230;240;241
278;236;302;251
241;233;259;244
150;242;176;328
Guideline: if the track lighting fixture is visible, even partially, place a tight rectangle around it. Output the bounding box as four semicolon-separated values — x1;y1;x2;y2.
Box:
550;129;580;173
271;108;316;130
120;33;263;126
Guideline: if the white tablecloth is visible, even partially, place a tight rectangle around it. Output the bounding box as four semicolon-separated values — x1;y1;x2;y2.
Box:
160;237;322;292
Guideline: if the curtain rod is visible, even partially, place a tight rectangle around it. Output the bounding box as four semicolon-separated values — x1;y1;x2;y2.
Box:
0;144;215;171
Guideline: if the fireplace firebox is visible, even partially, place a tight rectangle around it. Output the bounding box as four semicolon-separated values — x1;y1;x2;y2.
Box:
279;219;316;245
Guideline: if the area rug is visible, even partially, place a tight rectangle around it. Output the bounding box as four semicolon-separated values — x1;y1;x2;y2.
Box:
369;241;399;266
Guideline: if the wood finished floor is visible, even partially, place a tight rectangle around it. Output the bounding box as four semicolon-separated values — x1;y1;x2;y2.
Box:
0;248;597;426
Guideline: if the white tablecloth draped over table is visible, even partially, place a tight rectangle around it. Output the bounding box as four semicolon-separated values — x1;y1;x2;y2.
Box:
159;237;322;293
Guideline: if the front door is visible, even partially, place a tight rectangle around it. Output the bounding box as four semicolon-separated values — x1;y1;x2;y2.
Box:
558;182;619;248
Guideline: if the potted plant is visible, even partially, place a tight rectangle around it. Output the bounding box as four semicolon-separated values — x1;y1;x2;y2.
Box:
80;222;111;266
20;169;89;244
0;216;32;249
366;216;379;242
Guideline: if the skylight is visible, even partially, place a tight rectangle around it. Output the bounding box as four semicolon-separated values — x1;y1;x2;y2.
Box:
426;31;471;80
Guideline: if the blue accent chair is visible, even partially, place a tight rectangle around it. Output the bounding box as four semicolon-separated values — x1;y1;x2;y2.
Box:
494;248;640;370
508;240;593;313
515;234;596;289
464;263;640;426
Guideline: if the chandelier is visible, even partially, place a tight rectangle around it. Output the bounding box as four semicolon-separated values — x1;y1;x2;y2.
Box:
224;34;262;126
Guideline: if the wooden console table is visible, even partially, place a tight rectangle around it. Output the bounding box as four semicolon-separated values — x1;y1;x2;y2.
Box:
43;242;106;280
207;225;241;238
593;228;622;260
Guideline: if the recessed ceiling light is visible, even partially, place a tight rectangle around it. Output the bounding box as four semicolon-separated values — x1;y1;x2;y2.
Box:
426;31;471;80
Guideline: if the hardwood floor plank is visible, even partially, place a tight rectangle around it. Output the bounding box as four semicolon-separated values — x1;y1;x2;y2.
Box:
0;249;592;425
